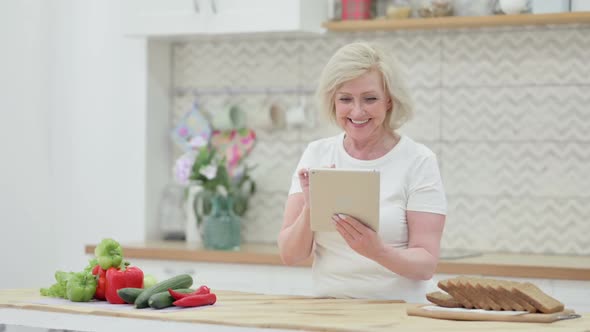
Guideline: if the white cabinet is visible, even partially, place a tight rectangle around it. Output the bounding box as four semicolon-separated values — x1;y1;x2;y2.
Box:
122;0;328;37
132;259;313;296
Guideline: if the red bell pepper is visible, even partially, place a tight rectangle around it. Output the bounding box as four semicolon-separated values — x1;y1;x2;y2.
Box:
172;293;217;307
91;265;107;301
168;285;210;300
105;263;144;304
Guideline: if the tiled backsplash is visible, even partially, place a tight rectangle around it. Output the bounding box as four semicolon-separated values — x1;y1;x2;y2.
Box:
172;24;590;255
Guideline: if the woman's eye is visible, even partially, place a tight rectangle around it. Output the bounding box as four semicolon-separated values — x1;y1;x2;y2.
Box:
339;98;352;102
365;97;378;102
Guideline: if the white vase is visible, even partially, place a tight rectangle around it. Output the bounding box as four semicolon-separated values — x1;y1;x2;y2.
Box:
185;185;203;246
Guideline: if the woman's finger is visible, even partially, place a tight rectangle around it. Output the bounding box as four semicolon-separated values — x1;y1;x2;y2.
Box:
335;214;364;238
298;168;309;179
333;217;354;241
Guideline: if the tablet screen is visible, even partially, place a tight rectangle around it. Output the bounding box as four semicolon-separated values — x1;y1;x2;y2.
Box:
309;168;380;232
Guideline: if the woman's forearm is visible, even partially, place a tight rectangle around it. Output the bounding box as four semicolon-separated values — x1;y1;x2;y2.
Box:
278;205;314;265
373;246;438;280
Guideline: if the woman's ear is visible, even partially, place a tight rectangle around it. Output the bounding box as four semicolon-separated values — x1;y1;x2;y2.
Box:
387;97;393;112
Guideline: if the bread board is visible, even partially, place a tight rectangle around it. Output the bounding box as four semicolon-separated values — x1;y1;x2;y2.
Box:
407;304;580;323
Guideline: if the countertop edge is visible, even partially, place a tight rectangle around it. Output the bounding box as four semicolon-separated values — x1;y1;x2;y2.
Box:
85;245;590;281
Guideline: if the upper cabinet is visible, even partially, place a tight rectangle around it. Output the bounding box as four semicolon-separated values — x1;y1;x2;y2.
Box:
122;0;328;37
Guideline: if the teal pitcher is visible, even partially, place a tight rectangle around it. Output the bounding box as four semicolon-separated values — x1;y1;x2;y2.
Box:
201;194;241;250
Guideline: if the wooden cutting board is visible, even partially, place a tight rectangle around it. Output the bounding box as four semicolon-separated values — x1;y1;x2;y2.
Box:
407;304;581;323
1;289;588;332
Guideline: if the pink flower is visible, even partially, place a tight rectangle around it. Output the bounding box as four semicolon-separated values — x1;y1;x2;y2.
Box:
178;127;189;137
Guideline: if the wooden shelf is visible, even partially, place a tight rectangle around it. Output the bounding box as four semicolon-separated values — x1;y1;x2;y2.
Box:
323;12;590;32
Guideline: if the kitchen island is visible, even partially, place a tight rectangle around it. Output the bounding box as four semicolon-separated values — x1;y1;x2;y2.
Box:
81;242;590;314
1;289;588;332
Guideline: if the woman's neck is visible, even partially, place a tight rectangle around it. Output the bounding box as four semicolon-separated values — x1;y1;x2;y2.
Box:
344;130;399;160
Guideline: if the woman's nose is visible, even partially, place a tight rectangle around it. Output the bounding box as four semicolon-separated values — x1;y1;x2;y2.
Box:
350;102;364;116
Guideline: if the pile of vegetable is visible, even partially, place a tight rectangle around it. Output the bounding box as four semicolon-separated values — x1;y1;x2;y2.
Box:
39;238;217;308
118;275;216;309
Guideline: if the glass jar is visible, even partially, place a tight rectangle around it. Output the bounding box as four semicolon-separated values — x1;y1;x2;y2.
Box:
412;0;453;17
386;0;412;19
496;0;531;14
454;0;494;16
201;194;241;251
158;184;187;240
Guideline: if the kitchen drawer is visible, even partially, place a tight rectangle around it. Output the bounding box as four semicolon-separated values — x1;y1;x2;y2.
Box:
552;280;590;313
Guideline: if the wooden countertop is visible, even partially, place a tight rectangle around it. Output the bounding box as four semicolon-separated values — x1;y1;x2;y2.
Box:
1;289;588;331
84;242;590;281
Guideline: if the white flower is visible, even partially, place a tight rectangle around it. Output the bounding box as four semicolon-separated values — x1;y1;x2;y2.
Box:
189;135;208;149
199;164;217;180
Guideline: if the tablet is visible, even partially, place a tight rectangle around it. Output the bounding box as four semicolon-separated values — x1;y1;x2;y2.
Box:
309;168;380;232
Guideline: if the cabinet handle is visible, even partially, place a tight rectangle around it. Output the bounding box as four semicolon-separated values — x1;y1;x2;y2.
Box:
192;0;200;13
210;0;217;14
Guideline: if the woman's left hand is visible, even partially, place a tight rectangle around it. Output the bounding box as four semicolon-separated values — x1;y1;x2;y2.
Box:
332;214;384;260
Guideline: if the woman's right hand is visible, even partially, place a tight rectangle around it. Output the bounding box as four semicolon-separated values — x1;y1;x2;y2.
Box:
297;168;311;207
298;164;335;207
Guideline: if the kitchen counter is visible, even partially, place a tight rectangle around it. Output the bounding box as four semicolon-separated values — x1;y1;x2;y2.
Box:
1;289;588;332
85;241;590;281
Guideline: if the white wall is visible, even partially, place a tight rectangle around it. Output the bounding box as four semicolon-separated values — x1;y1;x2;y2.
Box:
0;0;54;288
0;0;147;288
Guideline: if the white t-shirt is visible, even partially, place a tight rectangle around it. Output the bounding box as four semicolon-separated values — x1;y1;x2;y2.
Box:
288;132;447;303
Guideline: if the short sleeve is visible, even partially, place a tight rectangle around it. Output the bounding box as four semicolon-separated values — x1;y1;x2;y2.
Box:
406;154;447;215
288;145;313;195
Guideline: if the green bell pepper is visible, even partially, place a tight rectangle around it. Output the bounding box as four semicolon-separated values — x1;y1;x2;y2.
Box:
94;238;123;270
40;271;74;298
66;272;97;302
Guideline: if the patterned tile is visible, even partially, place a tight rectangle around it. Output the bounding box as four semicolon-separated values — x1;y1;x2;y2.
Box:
441;142;590;197
441;86;590;142
174;38;301;89
442;195;497;252
172;25;590;255
444;196;590;255
398;88;441;141
241;190;288;243
442;27;590;87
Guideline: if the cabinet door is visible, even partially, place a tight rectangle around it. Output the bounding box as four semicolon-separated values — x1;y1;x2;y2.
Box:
122;0;210;36
552;280;590;314
208;0;301;34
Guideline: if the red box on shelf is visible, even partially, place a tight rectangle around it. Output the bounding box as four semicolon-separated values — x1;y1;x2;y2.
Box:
341;0;372;20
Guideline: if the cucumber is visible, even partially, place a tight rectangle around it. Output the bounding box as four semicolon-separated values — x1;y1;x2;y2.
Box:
134;274;193;308
117;288;144;304
148;288;194;309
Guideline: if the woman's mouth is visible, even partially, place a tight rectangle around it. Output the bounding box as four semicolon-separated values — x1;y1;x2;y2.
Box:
349;118;370;127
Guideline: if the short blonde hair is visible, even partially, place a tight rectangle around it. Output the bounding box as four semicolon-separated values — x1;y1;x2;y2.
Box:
316;42;414;131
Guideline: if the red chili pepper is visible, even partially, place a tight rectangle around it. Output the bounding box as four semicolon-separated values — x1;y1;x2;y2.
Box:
105;263;144;304
168;285;210;300
173;293;217;307
91;265;107;301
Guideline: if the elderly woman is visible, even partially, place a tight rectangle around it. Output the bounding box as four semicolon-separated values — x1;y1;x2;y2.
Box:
277;42;447;303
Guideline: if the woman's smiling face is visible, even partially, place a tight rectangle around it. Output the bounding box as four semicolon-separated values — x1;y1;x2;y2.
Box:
334;70;392;142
